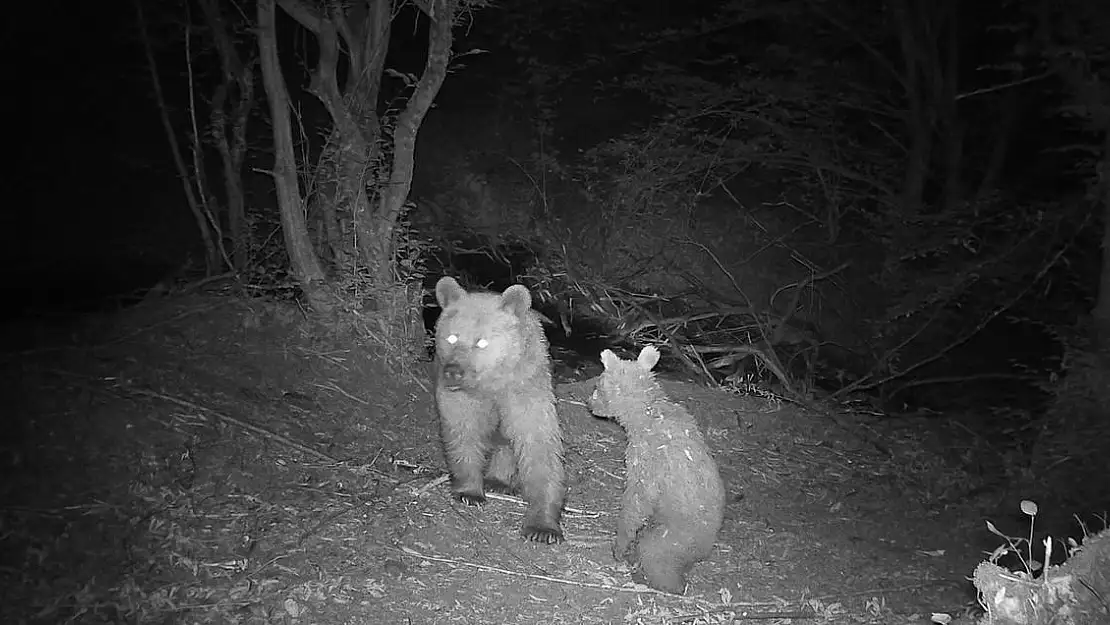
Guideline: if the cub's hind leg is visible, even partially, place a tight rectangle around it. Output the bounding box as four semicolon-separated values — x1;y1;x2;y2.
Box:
614;466;657;562
614;502;652;563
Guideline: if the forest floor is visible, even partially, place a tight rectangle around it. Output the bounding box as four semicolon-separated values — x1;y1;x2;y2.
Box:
1;293;1093;625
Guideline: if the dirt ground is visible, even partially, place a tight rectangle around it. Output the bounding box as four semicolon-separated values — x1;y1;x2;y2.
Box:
3;294;1057;624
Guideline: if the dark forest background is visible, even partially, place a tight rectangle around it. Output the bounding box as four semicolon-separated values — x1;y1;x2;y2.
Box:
6;0;1109;524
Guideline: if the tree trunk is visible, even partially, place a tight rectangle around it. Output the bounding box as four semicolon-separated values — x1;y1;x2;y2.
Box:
363;0;455;287
892;0;964;216
258;0;334;313
975;91;1018;200
200;0;255;273
938;1;962;213
134;0;220;274
892;0;931;217
209;80;254;272
278;0;392;276
260;0;466;329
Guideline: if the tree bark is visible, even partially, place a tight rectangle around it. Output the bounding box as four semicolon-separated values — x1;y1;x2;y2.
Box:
278;0;391;275
891;0;931;217
257;0;464;324
891;0;963;216
258;0;333;312
199;0;255;272
365;0;456;286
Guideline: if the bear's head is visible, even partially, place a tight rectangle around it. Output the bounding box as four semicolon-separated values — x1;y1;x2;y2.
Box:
434;276;537;392
588;345;662;424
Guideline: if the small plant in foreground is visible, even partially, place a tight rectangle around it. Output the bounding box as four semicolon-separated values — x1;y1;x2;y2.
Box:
984;500;1081;578
966;499;1110;625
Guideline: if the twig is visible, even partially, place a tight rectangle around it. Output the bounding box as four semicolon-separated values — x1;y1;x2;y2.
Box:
398;544;652;592
673;608;816;622
296;503;361;546
622;299;719;384
888;372;1042;398
762;262;848;395
124;386;339;463
396;546;782;603
176;272;238;293
832;214;1088;400
671;579;953;623
133;0;223;273
813;579;952;600
4;301;227;359
24;368;343;465
314;380;370;405
806;0;904;91
98;302;229;347
695;343;795;395
297;490;394;547
622;307;757;335
768;261;850;344
683;240;752;309
413;475;601;518
955;70;1055;101
183;11;233;273
834;299;946;399
482;491;600;518
412;473;450;496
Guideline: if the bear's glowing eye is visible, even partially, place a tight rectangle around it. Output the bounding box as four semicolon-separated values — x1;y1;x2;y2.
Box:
446;334;458;345
476;338;489;349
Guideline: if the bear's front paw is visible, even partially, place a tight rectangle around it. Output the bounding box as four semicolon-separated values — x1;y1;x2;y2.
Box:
522;523;564;545
454;491;487;506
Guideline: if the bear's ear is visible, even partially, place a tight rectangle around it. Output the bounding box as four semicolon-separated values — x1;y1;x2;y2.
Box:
637;346;660;371
600;349;620;371
435;277;466;307
499;284;533;318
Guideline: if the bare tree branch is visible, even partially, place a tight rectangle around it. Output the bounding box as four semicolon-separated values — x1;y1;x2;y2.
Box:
378;0;455;239
258;0;332;311
276;0;322;33
133;0;220;273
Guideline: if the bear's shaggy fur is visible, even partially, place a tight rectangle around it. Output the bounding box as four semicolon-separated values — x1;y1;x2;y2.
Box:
433;276;566;544
589;346;725;593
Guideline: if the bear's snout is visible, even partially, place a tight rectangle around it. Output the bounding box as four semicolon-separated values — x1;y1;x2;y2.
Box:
441;363;466;387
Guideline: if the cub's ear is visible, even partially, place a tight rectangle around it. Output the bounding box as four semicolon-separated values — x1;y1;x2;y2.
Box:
600;349;621;371
435;277;466;308
499;284;533;318
637;345;661;371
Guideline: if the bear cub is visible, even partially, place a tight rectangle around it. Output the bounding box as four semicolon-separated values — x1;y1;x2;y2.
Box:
589;345;725;593
433;277;566;544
